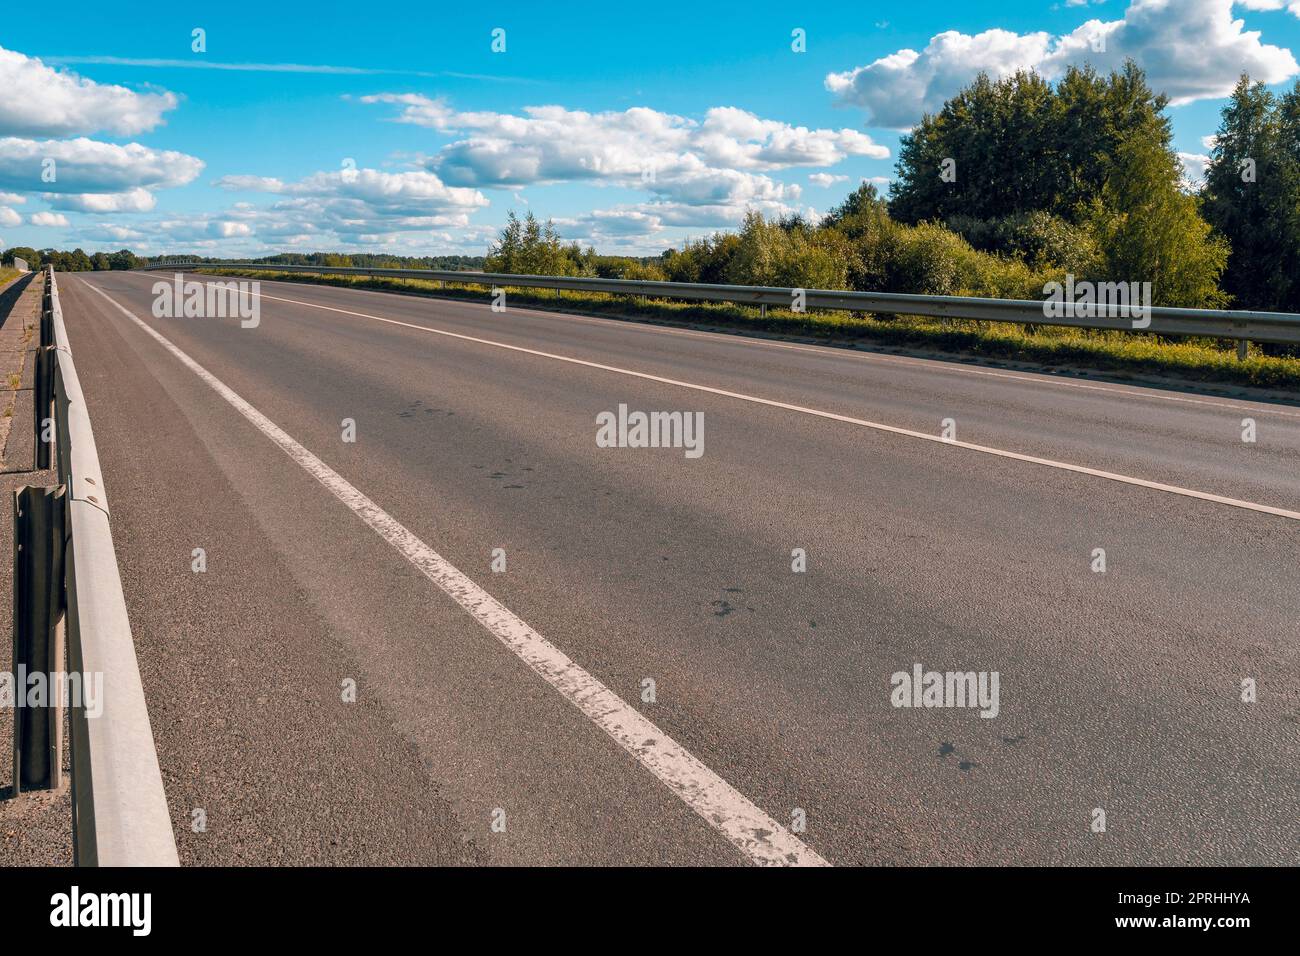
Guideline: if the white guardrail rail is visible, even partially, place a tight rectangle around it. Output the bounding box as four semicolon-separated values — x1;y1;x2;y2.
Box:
139;260;1300;350
12;266;178;866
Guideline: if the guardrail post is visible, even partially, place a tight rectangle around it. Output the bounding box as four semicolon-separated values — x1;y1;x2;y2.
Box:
34;344;54;471
11;484;67;793
34;269;56;470
1237;339;1248;361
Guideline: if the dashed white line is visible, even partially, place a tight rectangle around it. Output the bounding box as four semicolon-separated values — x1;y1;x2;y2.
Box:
131;278;1300;523
81;279;829;868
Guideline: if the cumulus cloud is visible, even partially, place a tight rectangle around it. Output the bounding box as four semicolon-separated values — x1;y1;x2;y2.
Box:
30;211;70;227
1178;151;1212;189
213;166;488;237
43;187;158;213
826;0;1299;128
809;172;849;187
0;137;203;194
359;94;884;226
1237;1;1300;17
0;206;21;227
555;207;667;245
0;45;178;137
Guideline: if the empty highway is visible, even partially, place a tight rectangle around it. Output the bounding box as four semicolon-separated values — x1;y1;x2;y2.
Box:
54;269;1300;866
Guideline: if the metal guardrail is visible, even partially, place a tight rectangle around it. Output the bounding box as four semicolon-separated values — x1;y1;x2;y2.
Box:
12;266;178;866
138;260;1300;349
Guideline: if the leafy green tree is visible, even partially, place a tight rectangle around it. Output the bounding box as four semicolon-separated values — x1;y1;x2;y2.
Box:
890;61;1175;252
486;210;525;273
3;246;41;269
1085;135;1228;308
107;249;141;270
485;211;591;276
1203;76;1300;313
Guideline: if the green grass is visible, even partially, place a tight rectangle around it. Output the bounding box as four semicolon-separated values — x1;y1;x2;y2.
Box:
202;268;1300;393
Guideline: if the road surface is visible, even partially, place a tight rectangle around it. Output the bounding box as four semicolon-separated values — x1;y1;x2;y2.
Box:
53;269;1300;865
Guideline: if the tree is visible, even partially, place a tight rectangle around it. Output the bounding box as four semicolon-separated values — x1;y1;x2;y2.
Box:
1202;76;1300;314
485;211;524;273
1085;135;1228;308
889;62;1175;253
485;212;587;276
3;246;41;269
107;249;141;270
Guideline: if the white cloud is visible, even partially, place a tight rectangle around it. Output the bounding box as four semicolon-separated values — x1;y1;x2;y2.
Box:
0;45;177;137
30;211;70;227
556;207;666;243
360;95;885;220
80;224;148;243
44;187;158;213
1178;151;1212;189
215;175;286;193
213;166;489;237
1237;1;1300;17
0;206;21;227
826;0;1299;128
0;137;203;194
809;172;849;187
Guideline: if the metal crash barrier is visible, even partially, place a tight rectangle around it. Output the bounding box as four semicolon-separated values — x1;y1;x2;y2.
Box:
11;266;178;866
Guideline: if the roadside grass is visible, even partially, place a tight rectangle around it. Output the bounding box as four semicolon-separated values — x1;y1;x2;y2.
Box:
0;268;18;286
201;268;1300;393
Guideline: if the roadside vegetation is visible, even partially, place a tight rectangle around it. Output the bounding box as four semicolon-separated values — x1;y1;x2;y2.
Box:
200;267;1300;392
20;62;1300;391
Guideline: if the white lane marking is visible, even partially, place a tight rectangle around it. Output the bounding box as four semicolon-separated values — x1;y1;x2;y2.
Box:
138;270;1300;420
80;279;828;868
423;298;1300;418
124;278;1300;523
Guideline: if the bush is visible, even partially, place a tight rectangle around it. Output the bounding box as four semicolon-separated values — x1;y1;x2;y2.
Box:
724;211;848;290
622;261;666;281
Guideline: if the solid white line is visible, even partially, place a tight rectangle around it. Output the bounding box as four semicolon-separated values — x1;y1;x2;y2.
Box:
422;297;1300;417
80;279;828;868
119;269;1300;418
145;279;1300;523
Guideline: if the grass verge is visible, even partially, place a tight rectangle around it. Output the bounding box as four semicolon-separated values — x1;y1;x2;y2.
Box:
199;269;1300;393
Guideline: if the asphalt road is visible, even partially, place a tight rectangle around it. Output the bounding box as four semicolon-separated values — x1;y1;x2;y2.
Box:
54;269;1300;866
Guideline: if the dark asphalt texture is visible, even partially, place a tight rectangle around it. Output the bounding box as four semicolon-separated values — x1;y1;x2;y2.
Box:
53;270;1300;866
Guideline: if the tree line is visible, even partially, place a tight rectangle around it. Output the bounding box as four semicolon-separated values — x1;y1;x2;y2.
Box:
485;62;1298;329
2;247;142;271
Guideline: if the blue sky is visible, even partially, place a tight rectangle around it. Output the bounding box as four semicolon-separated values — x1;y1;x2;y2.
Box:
2;0;1299;257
